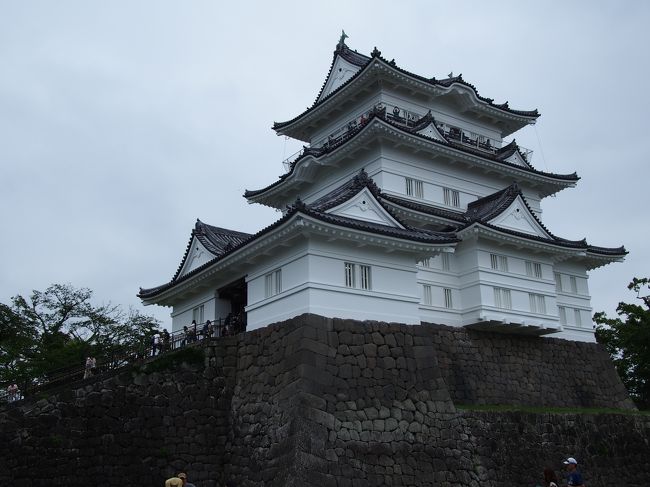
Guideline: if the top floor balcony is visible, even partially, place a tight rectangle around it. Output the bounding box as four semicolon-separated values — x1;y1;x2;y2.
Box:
282;103;532;172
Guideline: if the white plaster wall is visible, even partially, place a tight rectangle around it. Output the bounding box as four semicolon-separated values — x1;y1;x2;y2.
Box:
245;236;422;329
171;290;217;333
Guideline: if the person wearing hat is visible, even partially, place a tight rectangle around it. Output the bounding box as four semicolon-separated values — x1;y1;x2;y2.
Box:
177;472;196;487
164;477;183;487
563;457;585;487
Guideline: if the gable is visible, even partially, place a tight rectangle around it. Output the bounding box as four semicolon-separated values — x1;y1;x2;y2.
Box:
416;122;446;142
317;55;363;102
488;196;552;238
178;237;217;278
325;187;404;228
504;150;531;168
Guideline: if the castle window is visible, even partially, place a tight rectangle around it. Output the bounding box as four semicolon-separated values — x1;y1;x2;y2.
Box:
574;308;583;327
345;262;372;290
423;284;432;305
405;177;424;198
265;269;282;298
192;304;204;324
570;276;578;294
558;306;567;324
419;257;431;268
443;187;460;207
529;293;546;314
441;253;451;271
526;261;543;279
494;287;512;309
554;272;563;291
490;253;509;272
444;288;453;309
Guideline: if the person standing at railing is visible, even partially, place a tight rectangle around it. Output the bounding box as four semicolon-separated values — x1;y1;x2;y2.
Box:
84;356;96;379
7;383;19;402
151;333;159;356
202;320;212;339
161;329;171;352
189;320;198;343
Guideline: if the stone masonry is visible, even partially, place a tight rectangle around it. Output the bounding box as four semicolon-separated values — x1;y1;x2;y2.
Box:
1;314;648;487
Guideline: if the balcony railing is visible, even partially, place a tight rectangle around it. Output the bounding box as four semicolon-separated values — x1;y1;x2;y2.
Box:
281;103;533;172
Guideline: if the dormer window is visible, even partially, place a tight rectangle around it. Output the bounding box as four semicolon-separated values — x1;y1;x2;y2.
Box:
405;177;424;198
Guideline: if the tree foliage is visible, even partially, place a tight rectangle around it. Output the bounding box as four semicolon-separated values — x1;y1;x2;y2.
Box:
595;277;650;410
0;283;161;387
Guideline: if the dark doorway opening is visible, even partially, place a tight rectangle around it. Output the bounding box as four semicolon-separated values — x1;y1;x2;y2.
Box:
218;277;247;334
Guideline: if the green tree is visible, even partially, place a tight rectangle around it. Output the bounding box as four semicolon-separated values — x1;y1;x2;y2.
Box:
595;277;650;410
0;283;161;388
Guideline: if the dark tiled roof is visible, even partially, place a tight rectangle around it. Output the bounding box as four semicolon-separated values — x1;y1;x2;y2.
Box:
380;193;467;224
140;172;457;300
311;41;370;108
248;111;579;200
273;43;539;131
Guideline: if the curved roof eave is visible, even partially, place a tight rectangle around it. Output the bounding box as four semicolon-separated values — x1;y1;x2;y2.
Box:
273;52;539;136
139;204;457;303
247;115;578;205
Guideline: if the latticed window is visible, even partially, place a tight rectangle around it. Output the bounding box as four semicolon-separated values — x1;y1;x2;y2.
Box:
405;177;423;198
443;288;453;309
526;261;543;279
360;265;371;290
419;257;431;268
344;262;355;288
192;304;204;324
558;306;567;324
554;272;563;291
574;308;583;327
443;187;460;207
441;253;451;271
494;287;512;309
265;269;282;298
423;284;432;305
345;262;372;290
529;293;546;314
490;253;508;272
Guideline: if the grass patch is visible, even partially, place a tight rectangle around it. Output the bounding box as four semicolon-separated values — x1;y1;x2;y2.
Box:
456;403;650;415
139;346;205;373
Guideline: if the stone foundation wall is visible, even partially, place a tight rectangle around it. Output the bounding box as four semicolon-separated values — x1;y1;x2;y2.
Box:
0;314;647;487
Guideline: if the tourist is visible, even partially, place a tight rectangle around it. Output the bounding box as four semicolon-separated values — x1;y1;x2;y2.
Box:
7;383;19;402
151;333;159;356
563;457;585;487
83;356;96;379
202;320;212;339
190;320;198;342
161;329;171;352
182;325;189;347
543;466;559;487
177;472;196;487
164;477;183;487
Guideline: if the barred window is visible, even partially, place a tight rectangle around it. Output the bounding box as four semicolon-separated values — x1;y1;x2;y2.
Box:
443;288;453;309
574;308;583;327
529;293;546;314
494;287;512;309
526;261;543;279
405;177;424;198
558;306;567;324
423;284;432;305
443;187;460;207
554;272;563;292
265;269;282;298
419;257;431;268
344;262;355;288
490;253;509;272
441;253;451;271
345;262;371;290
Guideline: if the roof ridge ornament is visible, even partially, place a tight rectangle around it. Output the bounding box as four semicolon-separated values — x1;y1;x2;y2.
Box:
337;30;348;50
371;47;381;57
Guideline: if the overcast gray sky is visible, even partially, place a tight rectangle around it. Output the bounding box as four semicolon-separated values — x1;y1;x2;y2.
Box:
1;1;648;327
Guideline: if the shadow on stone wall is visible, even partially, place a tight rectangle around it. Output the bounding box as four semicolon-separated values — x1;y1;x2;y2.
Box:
1;314;648;487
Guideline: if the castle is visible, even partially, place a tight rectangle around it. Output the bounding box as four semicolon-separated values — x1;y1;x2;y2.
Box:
139;34;625;342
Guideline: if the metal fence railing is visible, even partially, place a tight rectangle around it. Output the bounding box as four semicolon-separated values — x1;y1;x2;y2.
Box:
1;316;246;405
